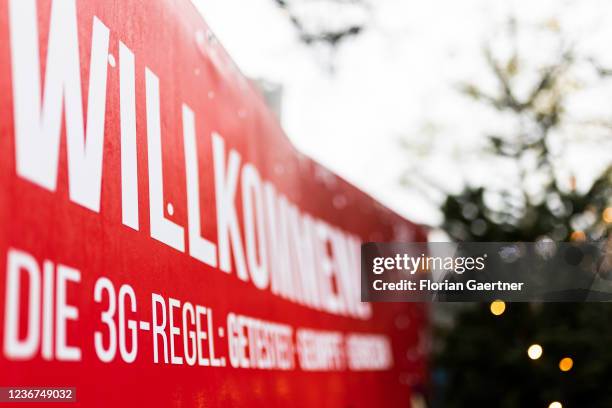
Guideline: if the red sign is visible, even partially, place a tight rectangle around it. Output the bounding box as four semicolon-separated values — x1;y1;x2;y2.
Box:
0;0;428;406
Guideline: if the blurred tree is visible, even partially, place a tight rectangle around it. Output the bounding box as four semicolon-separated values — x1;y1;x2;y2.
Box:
400;17;612;243
271;0;371;72
272;0;369;46
431;18;612;408
442;36;612;242
274;3;612;403
436;302;612;408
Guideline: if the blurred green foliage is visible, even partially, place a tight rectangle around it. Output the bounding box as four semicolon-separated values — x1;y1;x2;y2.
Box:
436;303;612;407
435;19;612;408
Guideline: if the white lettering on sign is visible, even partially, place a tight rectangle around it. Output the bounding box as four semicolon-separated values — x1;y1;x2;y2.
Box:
345;333;393;371
241;164;269;290
3;249;81;361
1;248;392;370
145;69;186;252
227;313;294;370
297;329;345;371
7;0;372;320
150;294;224;367
182;105;218;267
119;41;139;231
213;133;249;281
9;0;110;211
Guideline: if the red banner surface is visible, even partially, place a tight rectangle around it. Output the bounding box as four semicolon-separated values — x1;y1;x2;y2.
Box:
0;0;428;406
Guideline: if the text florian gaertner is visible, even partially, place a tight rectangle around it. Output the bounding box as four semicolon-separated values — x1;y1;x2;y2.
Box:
370;253;525;293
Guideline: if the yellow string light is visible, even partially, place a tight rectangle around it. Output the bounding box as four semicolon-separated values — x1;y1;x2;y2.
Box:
527;344;543;360
559;357;573;372
570;230;586;242
603;207;612;224
490;300;506;316
548;402;562;408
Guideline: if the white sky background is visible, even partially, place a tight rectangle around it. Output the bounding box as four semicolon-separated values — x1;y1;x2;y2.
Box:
191;0;612;226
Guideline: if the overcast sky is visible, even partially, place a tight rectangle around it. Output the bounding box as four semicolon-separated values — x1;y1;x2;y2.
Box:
191;0;612;226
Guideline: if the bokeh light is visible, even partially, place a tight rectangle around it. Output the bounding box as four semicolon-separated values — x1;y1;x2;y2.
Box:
549;402;562;408
490;300;506;316
559;357;573;372
603;207;612;224
527;344;543;360
570;231;586;242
